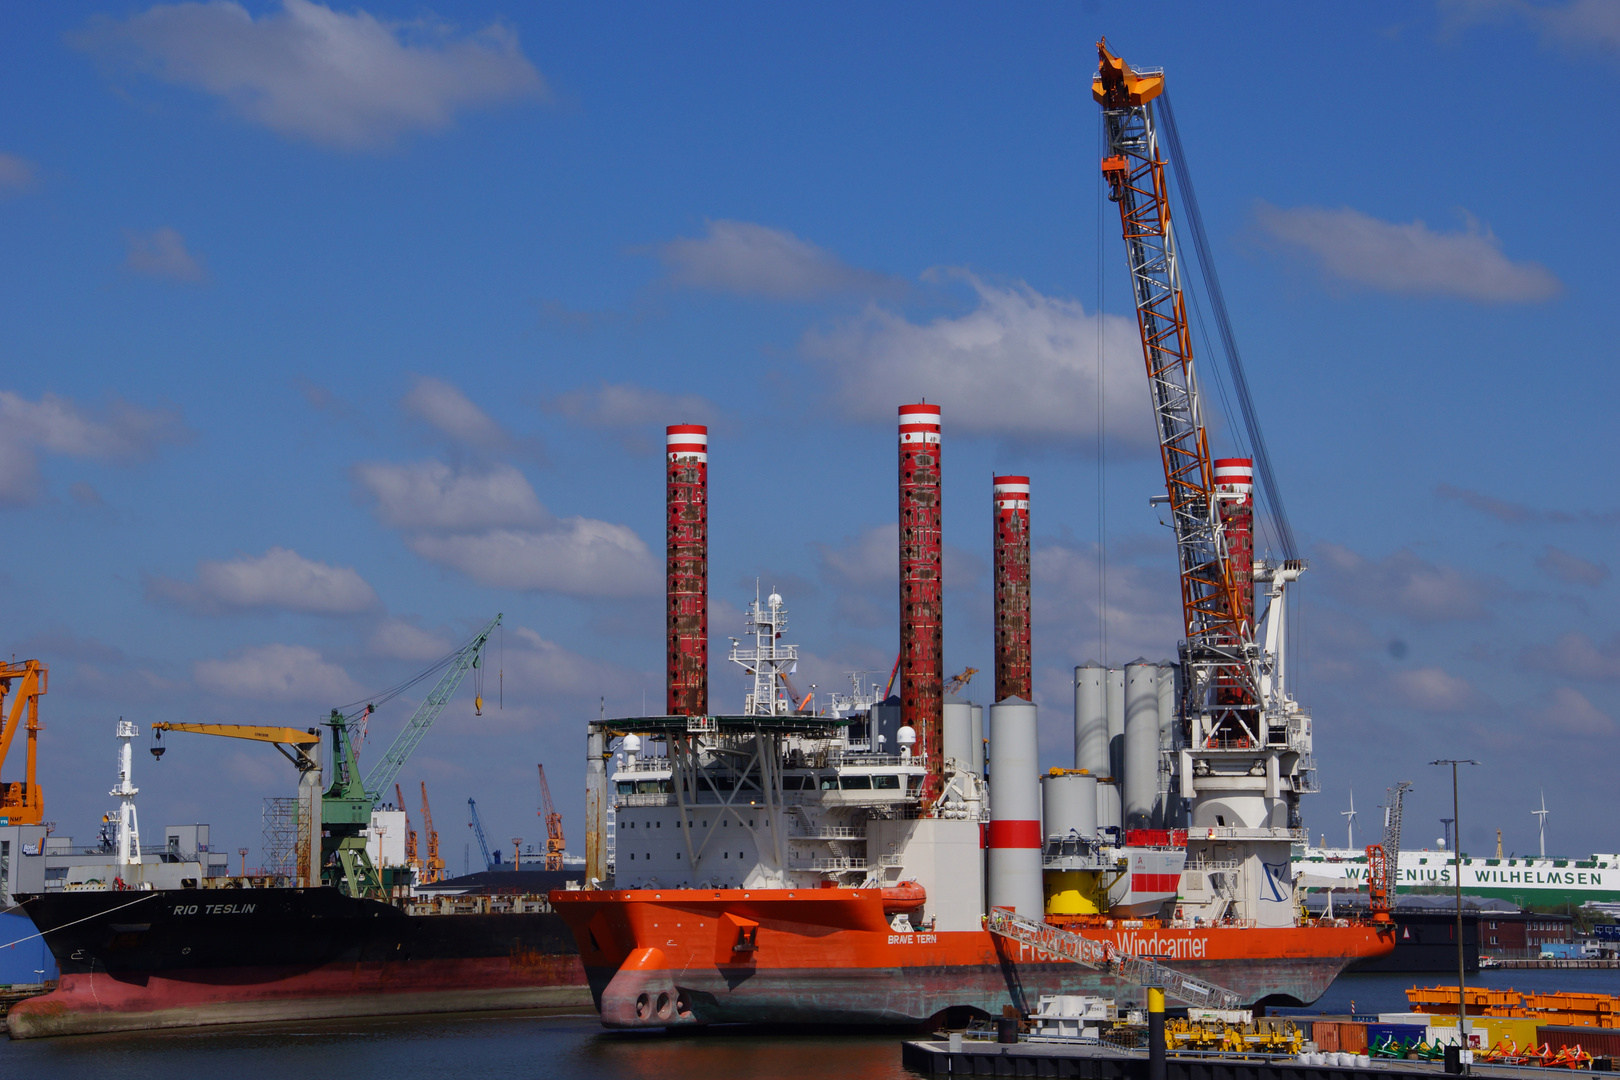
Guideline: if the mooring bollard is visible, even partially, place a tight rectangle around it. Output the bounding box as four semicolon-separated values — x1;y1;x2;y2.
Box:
1148;987;1166;1080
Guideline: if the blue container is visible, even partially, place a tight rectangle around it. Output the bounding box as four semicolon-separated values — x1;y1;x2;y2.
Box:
0;908;57;984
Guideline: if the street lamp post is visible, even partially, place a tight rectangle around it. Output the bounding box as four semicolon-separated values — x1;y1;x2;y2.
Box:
1431;758;1480;1070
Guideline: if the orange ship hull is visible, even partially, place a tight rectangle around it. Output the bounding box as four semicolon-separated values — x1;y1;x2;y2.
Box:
550;888;1393;1028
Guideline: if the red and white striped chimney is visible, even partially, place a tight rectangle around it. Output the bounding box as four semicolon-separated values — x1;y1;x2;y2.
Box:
1213;458;1254;630
992;475;1032;703
899;404;944;806
667;425;708;716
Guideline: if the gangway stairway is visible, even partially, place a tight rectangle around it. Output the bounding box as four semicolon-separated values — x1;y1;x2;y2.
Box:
987;908;1241;1010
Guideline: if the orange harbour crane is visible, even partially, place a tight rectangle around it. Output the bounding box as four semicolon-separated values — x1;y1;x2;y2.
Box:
0;659;47;825
395;783;420;875
538;763;564;872
420;782;444;884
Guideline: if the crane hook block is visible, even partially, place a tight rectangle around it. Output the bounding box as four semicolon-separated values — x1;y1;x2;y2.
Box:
474;694;483;716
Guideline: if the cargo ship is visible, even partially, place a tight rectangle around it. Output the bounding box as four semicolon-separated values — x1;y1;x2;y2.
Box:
8;693;592;1036
1296;846;1620;908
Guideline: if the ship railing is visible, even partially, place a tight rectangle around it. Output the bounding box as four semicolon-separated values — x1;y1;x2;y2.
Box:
616;793;677;808
615;758;674;774
1189;826;1307;842
792;856;869;871
877;854;904;868
790;825;863;839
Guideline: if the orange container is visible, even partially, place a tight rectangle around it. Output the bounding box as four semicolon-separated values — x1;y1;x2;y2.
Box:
1339;1023;1369;1053
1313;1021;1340;1052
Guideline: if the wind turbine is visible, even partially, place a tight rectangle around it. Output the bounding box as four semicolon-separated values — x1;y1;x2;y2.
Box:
1341;788;1357;850
1533;790;1550;859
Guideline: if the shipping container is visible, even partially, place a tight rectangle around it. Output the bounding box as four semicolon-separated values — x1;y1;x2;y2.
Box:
1338;1022;1368;1053
1313;1021;1339;1052
1368;1023;1429;1054
1538;1025;1620;1058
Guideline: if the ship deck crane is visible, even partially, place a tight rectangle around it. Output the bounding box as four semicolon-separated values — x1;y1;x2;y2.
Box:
0;659;48;825
420;781;443;883
538;764;564;871
468;797;495;871
987;907;1240;1009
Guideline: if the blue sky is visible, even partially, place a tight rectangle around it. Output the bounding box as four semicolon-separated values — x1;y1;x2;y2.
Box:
2;1;1616;867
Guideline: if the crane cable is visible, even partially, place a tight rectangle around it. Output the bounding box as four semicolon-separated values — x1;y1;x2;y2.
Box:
1156;90;1299;562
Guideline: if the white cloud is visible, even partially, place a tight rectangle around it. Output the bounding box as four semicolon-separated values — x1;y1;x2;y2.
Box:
149;546;379;614
401;376;510;448
123;226;207;283
0;153;36;197
1255;203;1560;303
1534;686;1616;735
1389;666;1482;713
1442;0;1620;56
1033;540;1182;666
545;382;720;430
803;271;1152;448
817;524;898;591
407;519;659;598
657;220;894;299
0;390;186;505
1520;631;1620;680
1536;545;1611;587
195;642;362;702
352;460;544;531
74;0;546;151
367;619;453;661
504;626;636;698
1317;542;1496;622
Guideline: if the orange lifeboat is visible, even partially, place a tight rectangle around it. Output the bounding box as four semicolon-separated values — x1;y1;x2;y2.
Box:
880;881;926;916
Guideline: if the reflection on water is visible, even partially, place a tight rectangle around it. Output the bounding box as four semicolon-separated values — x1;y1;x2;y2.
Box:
1;1012;911;1080
6;969;1618;1078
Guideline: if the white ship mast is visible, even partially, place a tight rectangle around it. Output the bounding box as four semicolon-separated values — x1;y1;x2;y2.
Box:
727;585;799;716
111;719;143;880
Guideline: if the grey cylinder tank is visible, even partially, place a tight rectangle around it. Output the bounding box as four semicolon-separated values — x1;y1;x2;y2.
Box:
1123;660;1160;830
942;700;973;767
1041;772;1098;840
1096;778;1122;837
1157;661;1181;827
970;703;985;774
1073;662;1108;777
987;699;1043;917
1105;668;1125;784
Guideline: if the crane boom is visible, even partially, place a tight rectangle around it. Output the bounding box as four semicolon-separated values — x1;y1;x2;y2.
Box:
362;614;501;800
421;782;443;883
468;797;494;871
538;763;564;871
0;660;48;825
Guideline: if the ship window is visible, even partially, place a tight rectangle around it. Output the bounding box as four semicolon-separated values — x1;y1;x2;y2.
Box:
676;853;681;860
820;776;838;790
873;775;900;790
840;775;873;790
782;775;807;790
724;852;729;859
617;782;635;795
629;854;635;860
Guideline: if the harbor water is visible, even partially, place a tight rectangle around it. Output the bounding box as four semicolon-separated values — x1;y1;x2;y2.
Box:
6;969;1618;1077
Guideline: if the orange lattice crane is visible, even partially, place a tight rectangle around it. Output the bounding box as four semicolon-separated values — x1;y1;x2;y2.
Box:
420;781;444;884
0;660;47;825
538;763;564;871
395;783;420;874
